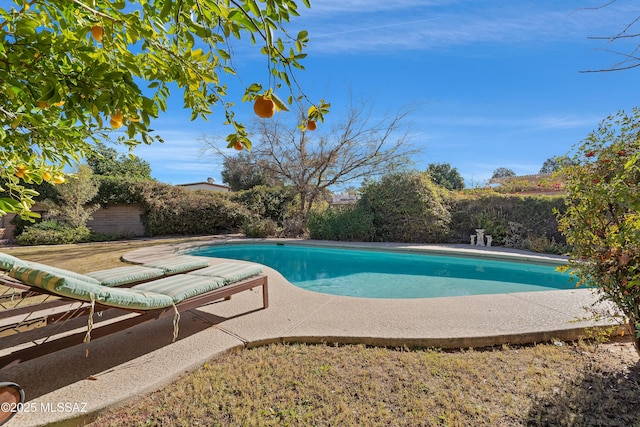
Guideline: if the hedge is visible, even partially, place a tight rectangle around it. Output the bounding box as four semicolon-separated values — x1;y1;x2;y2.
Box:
447;192;566;246
308;172;567;254
134;181;250;236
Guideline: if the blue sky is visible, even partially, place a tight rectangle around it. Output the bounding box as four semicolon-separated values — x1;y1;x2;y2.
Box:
128;0;640;188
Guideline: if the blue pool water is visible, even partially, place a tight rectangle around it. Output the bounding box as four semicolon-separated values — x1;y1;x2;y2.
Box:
188;243;575;299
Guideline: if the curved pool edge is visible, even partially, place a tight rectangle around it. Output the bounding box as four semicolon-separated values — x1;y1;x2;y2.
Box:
6;238;623;427
169;237;571;265
180;238;574;298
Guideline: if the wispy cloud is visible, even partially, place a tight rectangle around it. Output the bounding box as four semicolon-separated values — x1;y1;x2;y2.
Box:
418;112;602;131
294;1;635;54
130;130;224;183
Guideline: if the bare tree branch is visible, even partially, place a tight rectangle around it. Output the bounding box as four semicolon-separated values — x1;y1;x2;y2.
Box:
204;100;420;226
581;2;640;72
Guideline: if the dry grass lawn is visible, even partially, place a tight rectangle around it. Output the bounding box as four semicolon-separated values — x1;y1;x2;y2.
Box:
1;238;639;426
92;341;640;426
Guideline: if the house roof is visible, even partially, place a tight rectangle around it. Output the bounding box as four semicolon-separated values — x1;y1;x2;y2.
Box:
488;173;555;184
487;173;565;195
176;181;231;191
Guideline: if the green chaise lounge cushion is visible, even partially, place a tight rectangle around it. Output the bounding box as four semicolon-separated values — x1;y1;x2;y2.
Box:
23;261;101;285
9;265;174;310
0;252;29;272
142;255;210;274
86;266;165;287
132;274;225;303
187;262;264;284
25;261;169;288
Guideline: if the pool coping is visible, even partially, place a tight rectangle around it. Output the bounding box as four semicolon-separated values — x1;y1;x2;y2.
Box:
2;237;624;427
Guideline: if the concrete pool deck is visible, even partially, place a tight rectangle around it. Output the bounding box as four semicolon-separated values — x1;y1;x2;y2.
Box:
1;239;620;426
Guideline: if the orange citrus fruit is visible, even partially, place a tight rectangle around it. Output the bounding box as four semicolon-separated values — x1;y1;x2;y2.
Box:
307;120;317;131
91;25;104;42
233;141;244;151
37;101;49;109
253;96;275;119
110;110;123;129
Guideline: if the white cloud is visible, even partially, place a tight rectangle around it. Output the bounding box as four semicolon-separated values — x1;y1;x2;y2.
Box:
294;1;635;54
418;112;601;131
127;129;225;184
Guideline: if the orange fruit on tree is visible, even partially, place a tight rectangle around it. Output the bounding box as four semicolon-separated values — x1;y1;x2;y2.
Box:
15;165;27;178
307;120;317;131
253;96;275;119
91;25;104;42
37;101;49;109
110;110;123;129
233;141;244;151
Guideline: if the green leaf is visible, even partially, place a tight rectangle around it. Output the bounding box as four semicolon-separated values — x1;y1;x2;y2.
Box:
159;0;173;19
247;0;261;17
0;198;23;213
270;92;289;112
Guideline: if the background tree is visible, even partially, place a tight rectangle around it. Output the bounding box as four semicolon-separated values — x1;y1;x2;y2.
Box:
557;109;640;354
206;102;419;229
426;163;465;190
491;167;517;179
45;164;99;228
221;152;281;191
87;143;152;179
539;155;576;174
0;0;318;218
359;171;451;243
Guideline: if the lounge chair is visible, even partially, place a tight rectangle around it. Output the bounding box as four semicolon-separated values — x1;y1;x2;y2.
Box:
0;257;268;369
0;252;210;287
0;252;211;320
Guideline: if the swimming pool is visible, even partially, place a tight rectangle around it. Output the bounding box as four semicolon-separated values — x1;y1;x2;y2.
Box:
187;243;575;299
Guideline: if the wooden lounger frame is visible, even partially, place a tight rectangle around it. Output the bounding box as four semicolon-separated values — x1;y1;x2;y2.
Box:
0;274;268;369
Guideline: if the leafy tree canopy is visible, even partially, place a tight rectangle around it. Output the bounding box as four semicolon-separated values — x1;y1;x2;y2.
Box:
87;142;152;179
44;164;99;228
539;155;576;175
1;0;319;219
221;152;281;191
426;162;465;191
491;167;516;179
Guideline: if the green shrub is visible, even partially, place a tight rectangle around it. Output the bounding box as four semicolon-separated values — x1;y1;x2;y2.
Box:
16;221;92;245
229;185;295;226
308;204;375;241
523;235;570;255
135;181;250;236
503;221;528;249
448;192;566;246
93;175;147;206
359;172;451;243
242;217;279;238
